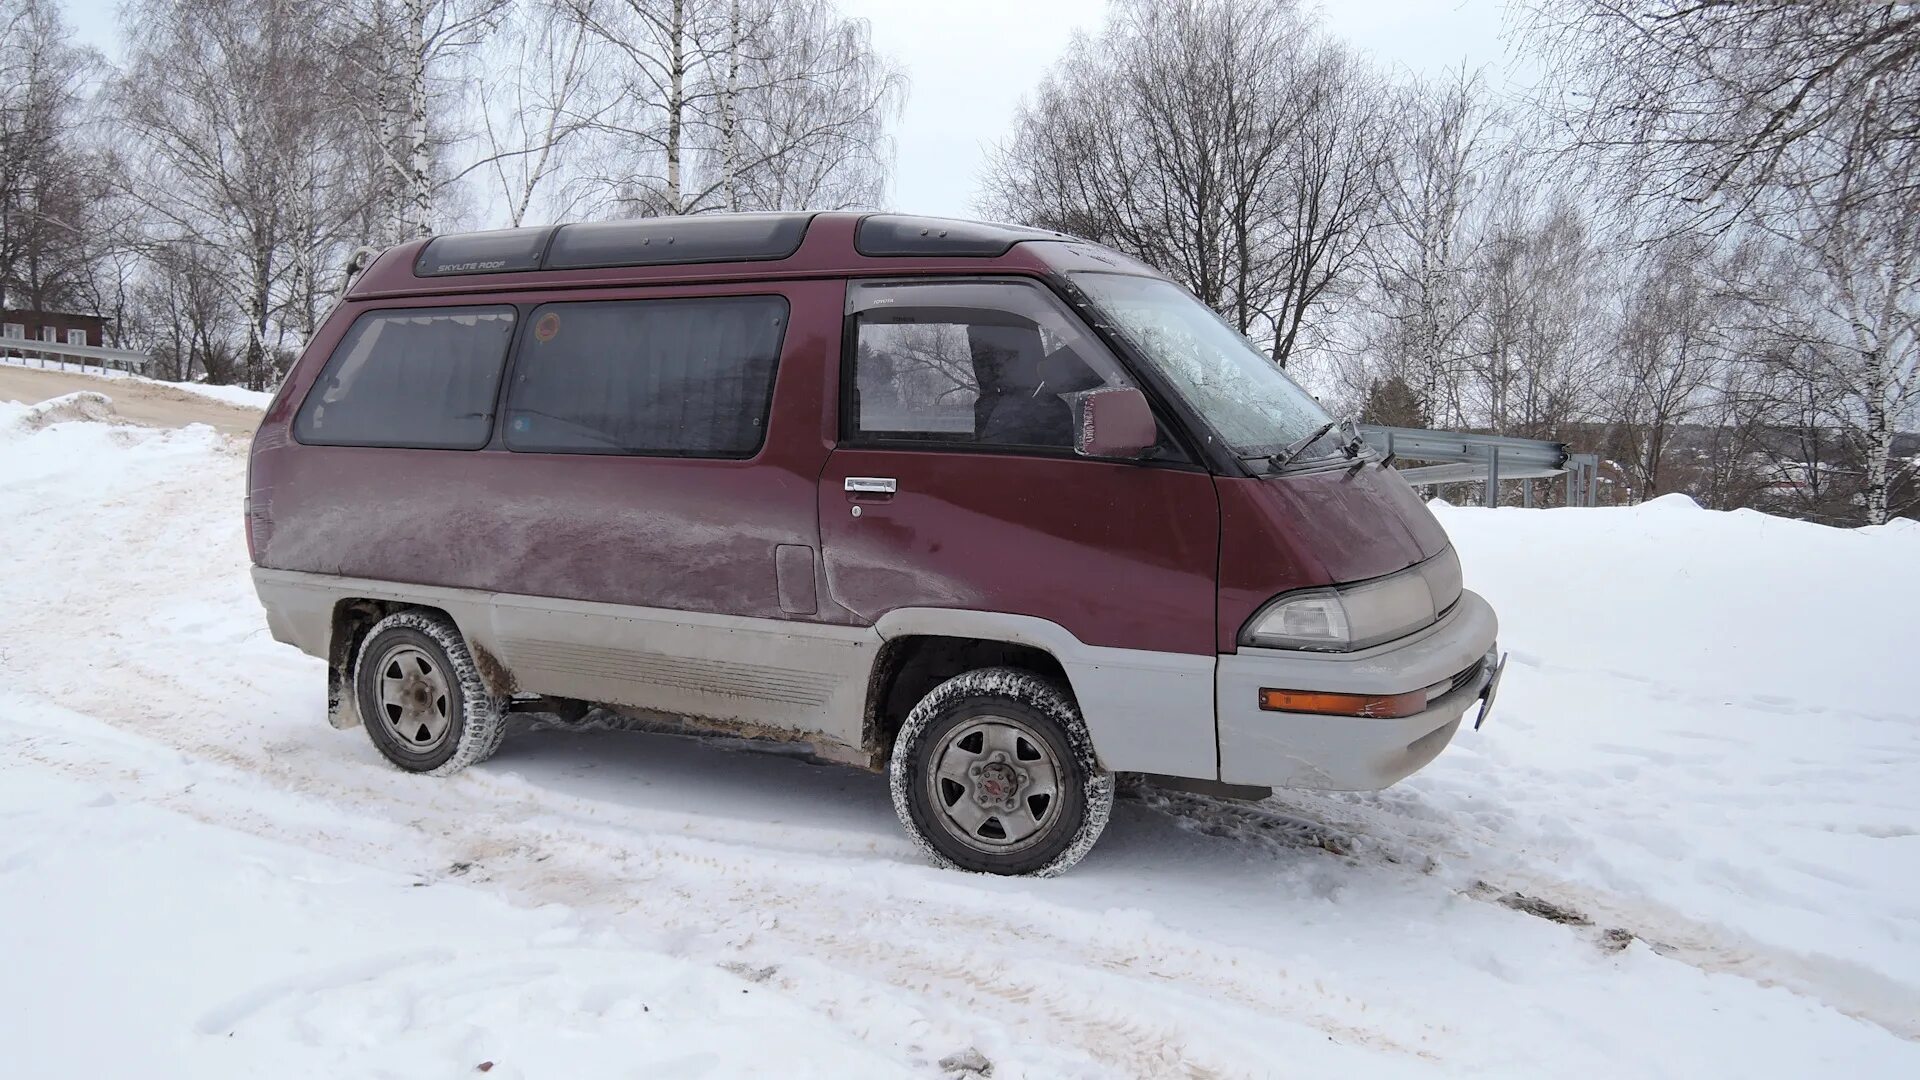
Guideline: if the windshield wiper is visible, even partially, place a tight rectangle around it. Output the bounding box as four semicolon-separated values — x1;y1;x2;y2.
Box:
1267;421;1336;470
1265;417;1365;471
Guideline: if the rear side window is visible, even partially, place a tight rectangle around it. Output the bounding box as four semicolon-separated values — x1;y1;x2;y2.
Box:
503;295;789;457
294;306;516;449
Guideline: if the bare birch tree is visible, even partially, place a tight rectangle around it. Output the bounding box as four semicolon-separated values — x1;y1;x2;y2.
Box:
1610;235;1743;497
116;0;349;388
1264;47;1390;368
711;0;903;212
1521;1;1920;226
1758;185;1920;524
346;0;508;240
1461;197;1612;440
0;0;112;314
1360;69;1500;428
1527;1;1920;522
559;0;899;216
471;2;602;226
982;0;1386;368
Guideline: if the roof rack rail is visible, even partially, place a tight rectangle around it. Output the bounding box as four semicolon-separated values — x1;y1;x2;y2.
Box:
854;214;1075;257
414;213;815;277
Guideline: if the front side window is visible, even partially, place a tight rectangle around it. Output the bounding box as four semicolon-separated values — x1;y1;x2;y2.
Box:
293;305;515;449
503;295;788;457
846;278;1134;451
1071;273;1332;462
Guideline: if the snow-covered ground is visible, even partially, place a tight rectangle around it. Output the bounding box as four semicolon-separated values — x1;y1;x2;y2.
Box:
1;394;1916;1079
0;354;279;409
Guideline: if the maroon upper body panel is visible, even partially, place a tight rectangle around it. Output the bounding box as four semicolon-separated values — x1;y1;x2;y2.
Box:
820;450;1220;655
252;278;856;624
1215;463;1450;652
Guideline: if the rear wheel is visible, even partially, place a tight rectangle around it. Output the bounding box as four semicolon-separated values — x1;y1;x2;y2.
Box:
890;667;1113;876
354;610;506;776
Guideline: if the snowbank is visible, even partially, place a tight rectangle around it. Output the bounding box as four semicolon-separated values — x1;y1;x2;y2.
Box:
1;401;1915;1077
6;390;115;432
1433;493;1915;717
1418;496;1920;1045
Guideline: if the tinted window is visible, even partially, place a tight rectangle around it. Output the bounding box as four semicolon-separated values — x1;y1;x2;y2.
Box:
846;279;1132;450
503;296;788;457
294;306;515;449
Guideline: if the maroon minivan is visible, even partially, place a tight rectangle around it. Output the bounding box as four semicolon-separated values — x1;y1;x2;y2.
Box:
248;213;1501;876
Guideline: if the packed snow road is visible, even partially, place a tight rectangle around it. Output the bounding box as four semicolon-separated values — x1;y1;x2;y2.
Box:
2;395;1917;1078
0;360;270;434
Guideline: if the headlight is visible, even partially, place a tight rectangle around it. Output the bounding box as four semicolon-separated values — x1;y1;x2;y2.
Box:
1243;591;1351;649
1418;545;1462;612
1242;547;1463;652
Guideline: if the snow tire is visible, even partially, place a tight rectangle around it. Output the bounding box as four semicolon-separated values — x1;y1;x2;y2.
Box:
890;666;1114;877
354;610;508;776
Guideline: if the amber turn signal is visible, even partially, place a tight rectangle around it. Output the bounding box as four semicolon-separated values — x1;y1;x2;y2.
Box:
1258;687;1427;718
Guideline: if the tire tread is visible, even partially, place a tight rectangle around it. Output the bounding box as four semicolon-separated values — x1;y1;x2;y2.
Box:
888;666;1114;877
353;610;507;776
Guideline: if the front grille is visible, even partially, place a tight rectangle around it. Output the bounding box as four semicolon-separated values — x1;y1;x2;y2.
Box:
1425;657;1485;703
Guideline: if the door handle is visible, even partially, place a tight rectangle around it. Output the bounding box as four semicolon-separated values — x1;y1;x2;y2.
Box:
844;477;898;494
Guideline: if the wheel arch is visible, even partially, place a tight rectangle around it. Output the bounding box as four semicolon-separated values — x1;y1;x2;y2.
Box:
326;597;513;729
866;608;1219;780
863;633;1070;767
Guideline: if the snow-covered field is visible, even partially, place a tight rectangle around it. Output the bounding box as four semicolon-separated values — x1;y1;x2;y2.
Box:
2;394;1916;1079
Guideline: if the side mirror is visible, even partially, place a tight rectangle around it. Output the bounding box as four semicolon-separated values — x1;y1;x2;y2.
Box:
1073;386;1157;460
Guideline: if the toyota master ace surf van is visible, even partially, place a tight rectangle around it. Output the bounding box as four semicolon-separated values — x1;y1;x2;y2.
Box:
248;213;1502;876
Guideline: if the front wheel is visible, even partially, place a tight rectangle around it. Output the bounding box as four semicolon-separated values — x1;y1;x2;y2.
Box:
890;667;1114;876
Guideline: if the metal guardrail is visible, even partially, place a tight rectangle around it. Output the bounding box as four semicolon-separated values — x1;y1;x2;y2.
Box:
1;337;153;373
1359;423;1601;507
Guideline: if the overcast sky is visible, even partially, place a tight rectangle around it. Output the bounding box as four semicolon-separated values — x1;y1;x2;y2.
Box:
63;0;1511;220
840;0;1510;216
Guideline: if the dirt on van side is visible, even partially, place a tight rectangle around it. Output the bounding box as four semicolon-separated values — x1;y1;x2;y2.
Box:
0;366;263;436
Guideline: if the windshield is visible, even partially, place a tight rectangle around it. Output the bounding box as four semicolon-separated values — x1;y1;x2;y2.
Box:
1072;273;1334;459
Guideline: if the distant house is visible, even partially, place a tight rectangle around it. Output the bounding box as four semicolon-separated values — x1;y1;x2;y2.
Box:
0;309;111;350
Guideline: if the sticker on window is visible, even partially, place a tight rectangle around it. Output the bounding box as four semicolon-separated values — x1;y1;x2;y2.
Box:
533;311;561;343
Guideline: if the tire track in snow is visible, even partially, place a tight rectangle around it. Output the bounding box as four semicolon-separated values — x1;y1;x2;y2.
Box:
6;719;1443;1077
1470;878;1920;1043
1146;782;1920;1043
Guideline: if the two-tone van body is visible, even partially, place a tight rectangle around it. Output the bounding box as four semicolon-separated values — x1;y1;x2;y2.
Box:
249;213;1501;876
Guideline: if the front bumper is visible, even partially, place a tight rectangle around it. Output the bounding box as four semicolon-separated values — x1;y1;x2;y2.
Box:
1217;589;1499;791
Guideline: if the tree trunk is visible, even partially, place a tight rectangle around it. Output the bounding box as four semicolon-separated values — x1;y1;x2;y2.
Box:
295;206;319;340
404;0;434;237
245;294;267;391
1863;354;1890;526
722;0;740;210
664;0;686;214
373;41;401;243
